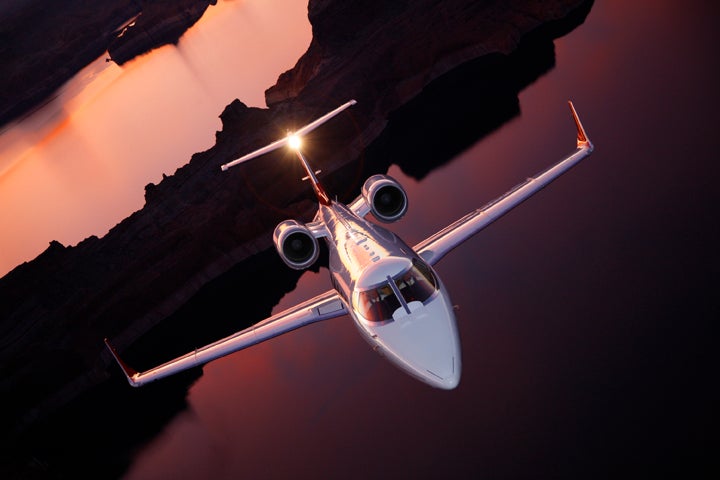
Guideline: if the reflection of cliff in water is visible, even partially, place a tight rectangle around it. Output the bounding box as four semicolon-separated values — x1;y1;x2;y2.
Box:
1;4;594;478
360;6;589;182
8;249;302;479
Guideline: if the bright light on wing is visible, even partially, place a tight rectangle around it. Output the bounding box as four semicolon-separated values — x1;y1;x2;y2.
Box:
288;134;302;150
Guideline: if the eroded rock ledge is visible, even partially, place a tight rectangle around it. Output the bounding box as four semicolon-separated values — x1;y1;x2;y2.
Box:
0;0;593;446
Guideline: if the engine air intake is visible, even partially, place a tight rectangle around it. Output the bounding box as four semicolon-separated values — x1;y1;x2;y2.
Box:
273;220;320;270
362;174;408;223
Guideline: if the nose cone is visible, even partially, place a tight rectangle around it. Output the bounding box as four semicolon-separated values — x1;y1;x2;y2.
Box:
435;367;461;390
375;292;462;389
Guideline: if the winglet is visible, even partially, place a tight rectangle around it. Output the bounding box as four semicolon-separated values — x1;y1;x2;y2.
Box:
104;338;140;387
568;101;593;151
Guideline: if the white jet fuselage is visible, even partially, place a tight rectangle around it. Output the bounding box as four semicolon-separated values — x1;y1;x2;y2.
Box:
317;201;462;389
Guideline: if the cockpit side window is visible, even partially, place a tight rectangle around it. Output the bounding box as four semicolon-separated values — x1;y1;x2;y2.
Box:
356;258;438;323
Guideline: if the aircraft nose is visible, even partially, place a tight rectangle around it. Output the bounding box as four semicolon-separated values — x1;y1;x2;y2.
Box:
379;295;462;390
425;355;461;390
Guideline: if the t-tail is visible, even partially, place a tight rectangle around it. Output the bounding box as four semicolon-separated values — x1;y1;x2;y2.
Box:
220;100;357;205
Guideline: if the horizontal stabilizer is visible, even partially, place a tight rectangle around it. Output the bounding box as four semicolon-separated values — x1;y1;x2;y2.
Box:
220;99;357;171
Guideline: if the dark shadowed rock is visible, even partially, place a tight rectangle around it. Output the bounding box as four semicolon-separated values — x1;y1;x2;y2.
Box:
108;0;218;65
0;0;594;475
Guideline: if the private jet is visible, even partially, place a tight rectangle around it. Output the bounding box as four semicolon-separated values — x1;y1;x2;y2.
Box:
105;99;594;390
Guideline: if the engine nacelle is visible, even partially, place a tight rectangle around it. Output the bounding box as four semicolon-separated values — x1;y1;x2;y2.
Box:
273;219;320;270
361;174;408;223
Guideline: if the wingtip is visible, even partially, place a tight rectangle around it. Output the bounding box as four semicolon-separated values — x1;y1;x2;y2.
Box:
104;338;141;387
567;100;593;151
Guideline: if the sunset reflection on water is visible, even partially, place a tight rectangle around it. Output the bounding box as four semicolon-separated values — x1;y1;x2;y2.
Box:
0;0;311;277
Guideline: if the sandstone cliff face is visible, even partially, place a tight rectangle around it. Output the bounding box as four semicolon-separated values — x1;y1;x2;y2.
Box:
0;0;593;447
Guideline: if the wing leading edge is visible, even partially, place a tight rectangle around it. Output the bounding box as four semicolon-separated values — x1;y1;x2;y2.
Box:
105;290;347;387
415;101;594;265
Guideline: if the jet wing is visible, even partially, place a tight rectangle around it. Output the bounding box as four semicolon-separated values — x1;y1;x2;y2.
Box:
414;101;594;266
105;290;347;387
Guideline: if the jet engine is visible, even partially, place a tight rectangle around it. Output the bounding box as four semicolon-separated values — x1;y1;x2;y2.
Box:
273;219;320;270
361;174;408;223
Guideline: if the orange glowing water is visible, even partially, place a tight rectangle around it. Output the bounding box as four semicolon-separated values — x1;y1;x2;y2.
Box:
0;0;311;277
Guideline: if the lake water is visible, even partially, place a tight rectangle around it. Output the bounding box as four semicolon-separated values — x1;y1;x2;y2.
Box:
0;0;311;277
7;0;718;478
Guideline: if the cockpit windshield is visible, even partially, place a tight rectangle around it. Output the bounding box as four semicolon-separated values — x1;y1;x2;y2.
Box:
356;258;438;323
